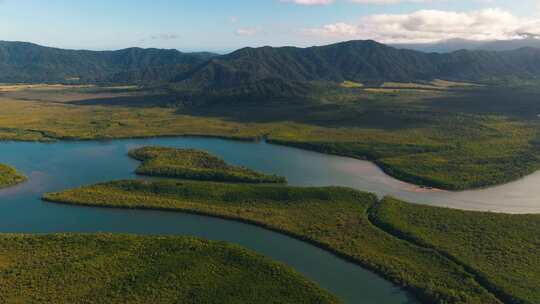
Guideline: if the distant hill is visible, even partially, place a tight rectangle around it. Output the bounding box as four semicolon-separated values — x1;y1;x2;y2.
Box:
2;40;540;97
0;41;216;83
393;38;540;53
177;40;540;90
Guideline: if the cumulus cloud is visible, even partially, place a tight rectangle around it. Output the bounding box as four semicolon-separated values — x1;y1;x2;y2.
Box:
306;8;540;43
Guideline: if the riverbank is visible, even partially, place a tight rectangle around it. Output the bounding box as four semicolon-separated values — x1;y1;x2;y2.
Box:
1;84;540;191
371;197;540;304
0;164;25;189
44;179;526;304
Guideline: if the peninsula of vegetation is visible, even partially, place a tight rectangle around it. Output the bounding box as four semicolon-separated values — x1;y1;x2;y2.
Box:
0;164;25;189
0;234;338;304
42;145;540;304
44;178;538;304
371;197;540;304
129;146;286;183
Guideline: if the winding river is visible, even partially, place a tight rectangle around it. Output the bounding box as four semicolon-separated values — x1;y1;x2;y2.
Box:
1;137;538;303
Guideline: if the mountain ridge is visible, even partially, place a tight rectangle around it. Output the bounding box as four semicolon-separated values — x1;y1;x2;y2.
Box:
2;39;540;89
0;40;216;83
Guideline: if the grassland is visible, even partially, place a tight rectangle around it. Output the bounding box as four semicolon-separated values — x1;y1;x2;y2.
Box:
129;146;286;183
371;197;540;304
44;179;507;304
1;84;540;190
0;164;25;189
0;233;338;304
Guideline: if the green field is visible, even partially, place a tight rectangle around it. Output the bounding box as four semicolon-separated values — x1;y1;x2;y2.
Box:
0;164;25;189
371;197;540;304
45;179;512;304
0;234;339;304
1;84;540;190
129;146;286;183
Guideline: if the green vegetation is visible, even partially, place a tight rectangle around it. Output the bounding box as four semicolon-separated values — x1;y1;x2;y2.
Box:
371;197;540;304
0;234;338;303
178;40;540;94
129;146;286;183
0;41;215;83
45;179;508;304
341;81;364;88
2;83;540;190
0;164;25;188
4;40;540;87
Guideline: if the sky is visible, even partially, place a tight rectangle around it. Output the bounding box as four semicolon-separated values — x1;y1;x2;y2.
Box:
0;0;538;52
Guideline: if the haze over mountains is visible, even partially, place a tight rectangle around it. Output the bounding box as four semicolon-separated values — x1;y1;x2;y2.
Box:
393;38;540;53
2;39;540;90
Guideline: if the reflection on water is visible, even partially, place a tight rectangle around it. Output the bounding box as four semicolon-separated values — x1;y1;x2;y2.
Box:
1;136;537;302
0;138;420;304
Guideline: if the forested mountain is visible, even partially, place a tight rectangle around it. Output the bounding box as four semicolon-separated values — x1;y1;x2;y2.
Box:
2;40;540;88
177;40;540;89
393;38;540;53
0;41;215;83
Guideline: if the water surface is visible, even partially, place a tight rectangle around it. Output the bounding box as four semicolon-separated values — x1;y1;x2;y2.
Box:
0;138;422;304
1;136;537;303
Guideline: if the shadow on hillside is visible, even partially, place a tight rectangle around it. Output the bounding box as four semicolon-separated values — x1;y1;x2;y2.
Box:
425;87;540;120
70;94;177;108
175;103;433;130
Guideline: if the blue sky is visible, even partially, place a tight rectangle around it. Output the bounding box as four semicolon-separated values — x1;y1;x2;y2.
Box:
0;0;537;52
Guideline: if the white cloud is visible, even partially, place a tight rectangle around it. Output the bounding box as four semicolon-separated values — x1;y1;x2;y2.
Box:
236;27;261;36
306;8;540;43
280;0;335;5
229;16;239;23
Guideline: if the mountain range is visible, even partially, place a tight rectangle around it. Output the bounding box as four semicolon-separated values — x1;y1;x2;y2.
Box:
392;38;540;53
0;41;215;83
2;39;540;90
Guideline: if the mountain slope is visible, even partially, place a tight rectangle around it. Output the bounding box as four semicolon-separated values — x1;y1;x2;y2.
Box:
178;40;540;90
393;38;540;53
0;41;216;83
3;40;540;90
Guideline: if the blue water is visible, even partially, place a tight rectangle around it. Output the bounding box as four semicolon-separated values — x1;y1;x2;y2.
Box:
0;138;419;304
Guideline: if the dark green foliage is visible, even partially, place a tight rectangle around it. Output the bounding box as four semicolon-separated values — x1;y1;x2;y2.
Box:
177;40;540;93
129;146;286;183
0;234;339;304
4;39;540;98
0;41;216;83
0;163;25;188
44;180;505;304
371;197;540;304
